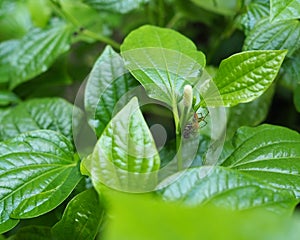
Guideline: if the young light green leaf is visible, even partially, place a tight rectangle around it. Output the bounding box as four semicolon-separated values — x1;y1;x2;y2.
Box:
294;83;300;112
52;189;104;240
0;130;82;234
7;22;72;89
81;97;160;192
6;226;52;240
83;0;149;13
105;192;300;240
0;98;80;142
222;124;300;198
121;25;205;107
206;50;286;106
226;86;274;139
159;166;296;212
85;45;139;137
236;0;269;34
270;0;300;22
191;0;241;16
244;19;300;57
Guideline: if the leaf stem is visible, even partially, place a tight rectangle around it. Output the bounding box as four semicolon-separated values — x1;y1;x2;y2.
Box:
166;13;183;29
81;30;121;50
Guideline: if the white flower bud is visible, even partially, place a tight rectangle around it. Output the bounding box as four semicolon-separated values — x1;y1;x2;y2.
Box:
183;85;193;108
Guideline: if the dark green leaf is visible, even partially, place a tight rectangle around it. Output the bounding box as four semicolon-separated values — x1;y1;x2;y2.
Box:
85;46;139;137
6;22;72;89
207;50;286;106
244;19;300;57
191;0;241;16
226;86;274;138
7;226;52;240
237;0;269;34
81;97;160;192
0;130;82;234
270;0;300;22
52;189;104;240
121;25;205;106
159;166;296;212
0;98;80;142
222;124;300;198
83;0;149;13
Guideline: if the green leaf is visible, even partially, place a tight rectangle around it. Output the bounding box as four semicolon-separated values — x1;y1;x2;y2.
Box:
0;130;82;234
81;97;160;192
243;19;300;57
52;189;104;240
0;98;80;142
279;49;300;90
83;0;149;13
270;0;300;22
6;22;72;89
121;25;205;106
226;86;274;139
236;0;269;34
85;46;139;137
104;191;300;240
7;226;52;240
294;83;300;112
0;91;20;106
0;40;19;83
206;50;286;106
222;124;300;198
191;0;241;16
158;166;296;212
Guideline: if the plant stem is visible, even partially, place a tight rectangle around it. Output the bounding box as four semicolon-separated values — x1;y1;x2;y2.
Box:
166;13;182;29
173;101;182;171
49;0;120;50
82;30;121;50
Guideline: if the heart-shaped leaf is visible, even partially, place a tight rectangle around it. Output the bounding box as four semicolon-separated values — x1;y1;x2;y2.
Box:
206;50;286;106
0;130;82;234
159;166;297;212
81;97;160;192
121;25;205;107
222;124;300;198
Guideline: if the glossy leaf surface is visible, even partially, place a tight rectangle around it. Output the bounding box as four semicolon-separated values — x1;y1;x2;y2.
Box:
222;124;300;197
207;50;286;106
270;0;300;21
81;97;160;192
159;166;296;212
244;19;300;57
0;98;78;141
52;189;104;240
3;22;72;89
84;46;139;137
0;130;82;234
121;25;205;106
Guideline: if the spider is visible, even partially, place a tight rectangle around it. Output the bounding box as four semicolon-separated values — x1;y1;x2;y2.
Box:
183;110;209;139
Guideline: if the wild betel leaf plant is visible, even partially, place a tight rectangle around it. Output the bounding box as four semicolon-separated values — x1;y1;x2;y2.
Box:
0;0;300;239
